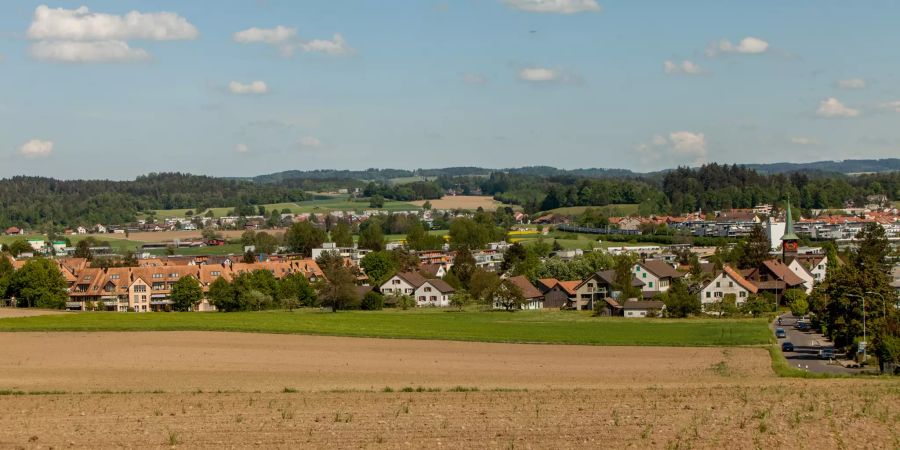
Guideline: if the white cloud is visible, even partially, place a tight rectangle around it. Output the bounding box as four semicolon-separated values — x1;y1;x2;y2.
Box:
234;26;351;57
816;97;860;118
297;33;351;55
19;139;54;158
235;143;250;153
27;5;197;41
503;0;601;14
837;78;866;89
462;73;488;85
706;37;769;57
228;81;268;95
663;60;705;75
30;40;149;62
26;5;196;63
298;136;322;148
233;26;297;44
790;137;816;146
518;67;558;82
636;132;707;167
879;100;900;113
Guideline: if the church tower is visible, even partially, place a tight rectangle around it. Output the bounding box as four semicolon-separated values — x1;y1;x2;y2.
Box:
781;199;799;263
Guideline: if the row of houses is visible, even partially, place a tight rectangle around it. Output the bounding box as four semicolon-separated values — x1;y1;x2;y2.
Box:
28;257;325;312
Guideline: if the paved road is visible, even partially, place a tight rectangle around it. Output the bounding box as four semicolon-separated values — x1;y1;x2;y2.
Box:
772;313;875;375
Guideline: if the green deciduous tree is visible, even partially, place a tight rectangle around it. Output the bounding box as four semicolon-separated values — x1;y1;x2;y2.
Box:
277;272;317;309
10;258;68;309
360;291;384;310
330;221;354;248
284;221;327;256
491;278;525;311
660;279;700;318
738;224;771;270
358;220;385;251
316;263;359;312
170;275;202;311
208;277;238;312
359;251;398;287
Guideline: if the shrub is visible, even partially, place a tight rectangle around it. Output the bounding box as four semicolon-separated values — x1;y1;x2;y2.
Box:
361;291;385;311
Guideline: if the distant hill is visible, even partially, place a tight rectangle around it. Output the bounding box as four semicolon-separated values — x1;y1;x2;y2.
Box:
742;159;900;175
252;159;899;183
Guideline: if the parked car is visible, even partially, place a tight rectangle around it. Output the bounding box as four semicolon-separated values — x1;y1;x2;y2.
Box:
796;322;810;331
775;328;786;338
818;349;835;360
781;342;794;352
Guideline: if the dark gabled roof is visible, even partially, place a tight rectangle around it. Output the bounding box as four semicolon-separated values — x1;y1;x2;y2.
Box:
507;276;543;299
638;260;684;279
622;300;665;310
761;259;805;287
419;263;444;277
575;270;644;291
424;278;455;294
395;271;427;288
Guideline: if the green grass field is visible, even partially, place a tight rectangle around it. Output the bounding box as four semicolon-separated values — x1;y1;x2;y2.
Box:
515;231;664;251
0;309;771;347
541;204;639;217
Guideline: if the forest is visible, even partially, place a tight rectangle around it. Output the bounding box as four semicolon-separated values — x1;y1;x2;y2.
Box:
1;164;898;229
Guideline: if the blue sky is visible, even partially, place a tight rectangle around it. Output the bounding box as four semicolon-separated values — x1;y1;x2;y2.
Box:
1;0;898;179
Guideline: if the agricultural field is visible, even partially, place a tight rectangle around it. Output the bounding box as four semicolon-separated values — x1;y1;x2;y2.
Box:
0;325;896;448
0;309;771;347
150;196;421;219
410;195;510;211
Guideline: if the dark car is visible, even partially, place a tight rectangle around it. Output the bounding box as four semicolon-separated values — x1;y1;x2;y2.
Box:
781;342;794;352
775;328;786;338
796;322;810;331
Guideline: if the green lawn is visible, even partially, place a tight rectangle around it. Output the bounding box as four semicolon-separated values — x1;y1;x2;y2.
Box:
0;309;771;347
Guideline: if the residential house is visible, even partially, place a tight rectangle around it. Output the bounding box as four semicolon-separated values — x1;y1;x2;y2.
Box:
4;226;24;236
700;266;758;312
76;226;88;235
499;276;543;310
622;300;665;318
741;259;807;304
27;238;45;252
378;271;455;307
571;270;644;311
537;278;579;309
786;259;815;294
95;224;107;234
632;260;685;296
420;263;451;279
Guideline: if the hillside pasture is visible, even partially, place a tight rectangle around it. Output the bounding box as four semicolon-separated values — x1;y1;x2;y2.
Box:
410;195;507;211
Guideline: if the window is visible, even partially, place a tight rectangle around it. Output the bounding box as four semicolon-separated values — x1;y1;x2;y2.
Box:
152;273;163;279
134;285;147;293
715;292;723;298
424;287;432;292
648;282;654;288
430;296;437;301
392;279;400;285
642;273;646;278
715;281;720;288
418;296;425;301
739;292;747;298
133;295;139;302
706;292;711;298
211;271;220;276
110;274;120;279
169;273;178;278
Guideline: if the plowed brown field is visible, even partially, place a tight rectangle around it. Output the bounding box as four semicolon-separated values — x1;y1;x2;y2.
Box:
0;332;897;449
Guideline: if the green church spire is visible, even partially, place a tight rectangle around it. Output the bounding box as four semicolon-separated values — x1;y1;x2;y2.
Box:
781;198;799;241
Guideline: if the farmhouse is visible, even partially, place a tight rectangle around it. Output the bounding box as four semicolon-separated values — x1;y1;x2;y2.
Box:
741;259;806;304
699;266;758;312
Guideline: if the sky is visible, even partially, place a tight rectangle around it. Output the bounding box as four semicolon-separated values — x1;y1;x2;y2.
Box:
1;0;899;180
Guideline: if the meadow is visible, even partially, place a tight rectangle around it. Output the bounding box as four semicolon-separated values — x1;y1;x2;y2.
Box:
541;203;640;216
0;309;771;347
150;195;421;219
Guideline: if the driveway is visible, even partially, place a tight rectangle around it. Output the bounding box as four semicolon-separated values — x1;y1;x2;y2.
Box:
772;313;875;375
